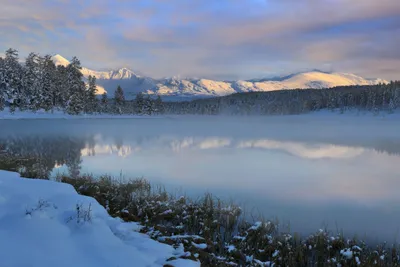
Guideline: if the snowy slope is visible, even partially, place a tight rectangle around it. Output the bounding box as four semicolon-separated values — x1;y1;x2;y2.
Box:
52;55;137;80
52;55;386;98
52;54;70;67
282;71;386;89
107;72;387;98
0;170;198;267
146;71;386;97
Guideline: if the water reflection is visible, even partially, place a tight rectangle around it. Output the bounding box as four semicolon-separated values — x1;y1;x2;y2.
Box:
1;119;400;241
0;136;86;178
1;134;399;199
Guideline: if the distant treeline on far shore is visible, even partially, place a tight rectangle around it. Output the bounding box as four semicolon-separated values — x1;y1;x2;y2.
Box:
1;48;399;115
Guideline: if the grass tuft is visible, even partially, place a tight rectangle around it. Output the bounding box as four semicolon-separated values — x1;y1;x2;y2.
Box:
47;173;400;266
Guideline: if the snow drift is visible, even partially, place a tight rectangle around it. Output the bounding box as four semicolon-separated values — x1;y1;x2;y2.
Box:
0;170;198;267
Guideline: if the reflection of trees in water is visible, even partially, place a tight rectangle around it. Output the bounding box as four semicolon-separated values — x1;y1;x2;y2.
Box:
372;141;400;157
1;133;400;180
0;136;93;179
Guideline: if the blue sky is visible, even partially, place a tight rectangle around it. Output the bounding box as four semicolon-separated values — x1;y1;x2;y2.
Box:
0;0;399;80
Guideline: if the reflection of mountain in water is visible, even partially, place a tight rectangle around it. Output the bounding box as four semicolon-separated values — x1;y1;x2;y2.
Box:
1;134;400;179
79;136;400;160
81;144;134;157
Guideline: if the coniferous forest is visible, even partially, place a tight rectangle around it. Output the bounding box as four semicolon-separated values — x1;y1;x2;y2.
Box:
167;81;400;115
1;48;399;116
0;49;164;115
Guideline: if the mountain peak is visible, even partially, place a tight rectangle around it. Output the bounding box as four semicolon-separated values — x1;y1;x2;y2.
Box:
110;67;137;79
50;53;387;98
52;54;70;67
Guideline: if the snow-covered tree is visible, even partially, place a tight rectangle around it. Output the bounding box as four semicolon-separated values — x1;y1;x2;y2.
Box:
39;55;57;111
85;75;98;113
134;92;144;114
100;92;108;113
66;57;86;114
55;65;69;109
4;48;24;111
23;53;41;110
154;95;164;114
142;95;154;115
114;85;125;114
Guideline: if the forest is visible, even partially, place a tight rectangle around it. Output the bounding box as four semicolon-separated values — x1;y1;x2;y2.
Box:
1;48;399;116
166;82;400;115
0;48;163;115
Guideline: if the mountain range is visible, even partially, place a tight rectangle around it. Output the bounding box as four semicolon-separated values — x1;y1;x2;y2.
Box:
52;54;387;99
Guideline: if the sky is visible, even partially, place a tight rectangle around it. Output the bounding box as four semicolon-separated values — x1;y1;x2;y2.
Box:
0;0;399;80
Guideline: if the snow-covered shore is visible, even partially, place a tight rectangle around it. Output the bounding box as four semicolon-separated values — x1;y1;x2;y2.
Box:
0;170;198;267
1;108;400;120
0;109;164;120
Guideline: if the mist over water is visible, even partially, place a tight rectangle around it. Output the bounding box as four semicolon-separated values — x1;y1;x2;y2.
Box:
1;115;400;242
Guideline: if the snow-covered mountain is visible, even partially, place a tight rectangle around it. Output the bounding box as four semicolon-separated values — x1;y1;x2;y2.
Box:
53;55;136;79
145;72;386;98
52;54;387;98
52;54;70;67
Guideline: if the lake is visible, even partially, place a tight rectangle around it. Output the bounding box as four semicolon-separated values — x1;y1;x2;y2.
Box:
1;114;400;242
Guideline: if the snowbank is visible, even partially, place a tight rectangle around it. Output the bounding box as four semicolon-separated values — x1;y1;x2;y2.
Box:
0;170;198;267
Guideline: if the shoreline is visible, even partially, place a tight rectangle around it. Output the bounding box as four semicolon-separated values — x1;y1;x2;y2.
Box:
1;108;400;120
1;170;398;266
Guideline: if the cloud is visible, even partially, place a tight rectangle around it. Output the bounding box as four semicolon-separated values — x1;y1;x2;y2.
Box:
1;0;399;79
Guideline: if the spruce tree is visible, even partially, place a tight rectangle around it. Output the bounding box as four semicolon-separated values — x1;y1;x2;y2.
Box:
66;57;86;114
154;95;164;114
114;85;125;114
23;53;41;111
39;55;57;111
143;95;154;115
134;92;144;114
100;92;108;113
86;75;98;113
55;65;69;109
4;48;24;111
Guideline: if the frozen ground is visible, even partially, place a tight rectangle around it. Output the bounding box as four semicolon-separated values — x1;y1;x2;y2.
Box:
0;170;199;267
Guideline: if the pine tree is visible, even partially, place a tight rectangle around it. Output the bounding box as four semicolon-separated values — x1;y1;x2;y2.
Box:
114;85;125;114
66;57;86;114
55;65;69;109
143;95;154;115
23;53;41;110
39;55;57;111
154;95;164;114
134;92;144;114
4;48;24;111
86;75;98;113
100;92;108;113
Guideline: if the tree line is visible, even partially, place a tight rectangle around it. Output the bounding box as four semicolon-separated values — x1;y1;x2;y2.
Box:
165;82;400;115
0;48;164;115
1;48;399;116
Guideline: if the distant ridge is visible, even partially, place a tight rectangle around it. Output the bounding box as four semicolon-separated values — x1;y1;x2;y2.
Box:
52;55;388;98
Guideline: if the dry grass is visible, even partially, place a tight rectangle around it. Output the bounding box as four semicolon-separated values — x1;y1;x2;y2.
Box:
30;173;400;266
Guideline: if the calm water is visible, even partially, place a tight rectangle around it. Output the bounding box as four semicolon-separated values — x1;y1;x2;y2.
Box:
1;115;400;242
